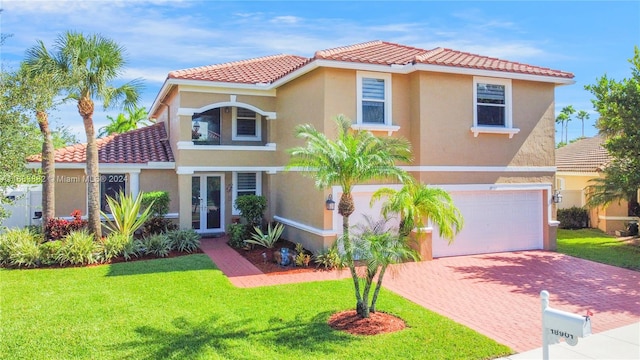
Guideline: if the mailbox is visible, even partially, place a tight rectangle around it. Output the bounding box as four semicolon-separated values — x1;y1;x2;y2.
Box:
541;290;592;359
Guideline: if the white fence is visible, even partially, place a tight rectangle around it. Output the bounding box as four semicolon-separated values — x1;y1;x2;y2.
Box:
2;185;43;229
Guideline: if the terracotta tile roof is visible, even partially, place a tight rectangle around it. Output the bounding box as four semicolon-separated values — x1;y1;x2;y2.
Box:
556;136;611;172
27;123;174;164
168;54;310;84
164;40;573;86
414;47;574;79
314;40;426;65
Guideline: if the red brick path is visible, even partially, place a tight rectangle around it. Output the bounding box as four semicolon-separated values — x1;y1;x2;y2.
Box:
200;237;640;352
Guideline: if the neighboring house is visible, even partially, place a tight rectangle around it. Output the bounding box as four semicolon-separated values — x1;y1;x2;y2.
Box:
29;40;575;257
556;136;639;233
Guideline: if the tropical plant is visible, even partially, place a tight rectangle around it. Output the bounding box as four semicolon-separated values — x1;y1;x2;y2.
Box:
314;244;342;270
30;31;143;238
142;233;171;257
244;222;284;249
227;223;247;248
98;106;149;137
121;238;144;261
140;217;178;238
102;191;153;238
347;215;419;315
234;195;267;229
371;180;464;241
39;240;63;265
166;229;200;253
44;210;88;241
57;230;99;265
97;233;130;262
1;228;41;267
287;115;411;318
576;110;590;138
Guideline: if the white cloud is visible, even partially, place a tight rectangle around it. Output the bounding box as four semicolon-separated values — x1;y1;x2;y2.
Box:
270;15;301;24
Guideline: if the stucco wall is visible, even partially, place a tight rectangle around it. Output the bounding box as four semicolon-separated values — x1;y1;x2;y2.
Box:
139;169;179;214
53;169;88;217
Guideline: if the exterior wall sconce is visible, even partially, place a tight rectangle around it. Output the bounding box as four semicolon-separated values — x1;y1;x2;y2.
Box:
193;119;200;132
325;194;335;211
552;190;563;204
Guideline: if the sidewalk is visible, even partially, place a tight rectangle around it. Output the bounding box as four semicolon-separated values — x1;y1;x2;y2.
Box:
499;322;639;359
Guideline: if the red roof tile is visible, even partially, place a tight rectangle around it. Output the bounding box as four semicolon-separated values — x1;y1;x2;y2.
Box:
164;40;573;86
168;54;309;84
556;136;611;172
415;48;574;78
314;40;426;65
28;123;174;164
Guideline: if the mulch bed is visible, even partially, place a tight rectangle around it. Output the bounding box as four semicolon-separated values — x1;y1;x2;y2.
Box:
231;239;319;274
328;310;406;335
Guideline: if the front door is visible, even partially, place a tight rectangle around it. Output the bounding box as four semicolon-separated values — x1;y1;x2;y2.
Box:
192;174;224;232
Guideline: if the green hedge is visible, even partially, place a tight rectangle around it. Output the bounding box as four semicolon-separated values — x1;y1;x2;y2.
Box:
558;206;589;229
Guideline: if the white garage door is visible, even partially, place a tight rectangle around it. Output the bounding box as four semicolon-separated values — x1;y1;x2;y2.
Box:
432;190;543;257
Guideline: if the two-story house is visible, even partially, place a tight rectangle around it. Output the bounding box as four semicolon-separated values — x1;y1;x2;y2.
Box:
32;40;574;257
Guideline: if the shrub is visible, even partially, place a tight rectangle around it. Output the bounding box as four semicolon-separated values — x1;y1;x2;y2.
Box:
140;217;178;238
142;234;171;257
2;228;40;267
57;230;99;265
44;210;88;241
39;240;63;266
558;207;589;229
141;191;170;217
102;191;153;238
244;222;284;249
234;195;267;229
166;229;200;253
294;243;311;267
227;223;247;248
97;233;131;262
314;244;342;270
122;238;144;261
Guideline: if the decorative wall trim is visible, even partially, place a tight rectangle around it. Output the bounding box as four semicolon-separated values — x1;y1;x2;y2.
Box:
177;142;276;151
274;215;336;237
400;165;556;173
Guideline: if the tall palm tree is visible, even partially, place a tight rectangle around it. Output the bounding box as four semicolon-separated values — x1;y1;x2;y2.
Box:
287;115;412;318
561;105;576;144
98;106;149;137
39;31;143;238
371;180;464;241
576;110;590;138
22;45;68;229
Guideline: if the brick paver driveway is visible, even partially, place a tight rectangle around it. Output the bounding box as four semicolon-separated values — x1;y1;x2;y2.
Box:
202;238;639;353
381;251;640;352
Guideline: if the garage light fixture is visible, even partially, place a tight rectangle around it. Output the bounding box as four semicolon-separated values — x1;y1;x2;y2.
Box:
325;194;335;211
552;190;563;204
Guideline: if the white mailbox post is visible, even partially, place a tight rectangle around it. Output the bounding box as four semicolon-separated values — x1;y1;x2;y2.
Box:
541;290;592;360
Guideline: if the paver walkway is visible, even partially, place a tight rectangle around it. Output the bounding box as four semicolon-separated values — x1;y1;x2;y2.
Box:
200;237;640;353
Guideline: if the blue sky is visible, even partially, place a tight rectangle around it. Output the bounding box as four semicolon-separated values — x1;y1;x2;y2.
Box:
1;0;638;143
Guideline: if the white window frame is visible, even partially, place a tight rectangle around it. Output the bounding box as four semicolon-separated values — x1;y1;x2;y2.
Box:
231;172;262;215
355;71;398;133
232;107;261;141
471;76;519;138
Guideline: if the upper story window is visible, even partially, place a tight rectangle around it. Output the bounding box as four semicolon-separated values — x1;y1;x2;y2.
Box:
471;77;519;138
357;71;392;126
232;107;261;141
232;172;262;215
192;108;221;145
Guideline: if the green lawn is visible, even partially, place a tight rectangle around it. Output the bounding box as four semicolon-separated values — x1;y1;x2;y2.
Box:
1;254;510;360
557;229;640;271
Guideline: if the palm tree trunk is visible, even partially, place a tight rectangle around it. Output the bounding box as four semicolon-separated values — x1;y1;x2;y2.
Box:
370;265;388;313
36;111;54;232
343;213;365;317
361;269;375;318
79;97;101;239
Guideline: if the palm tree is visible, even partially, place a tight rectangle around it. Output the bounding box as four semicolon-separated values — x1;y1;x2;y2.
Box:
22;45;68;229
561;105;576;144
37;31;143;238
555;112;568;146
350;215;418;317
287;115;412;318
371;180;464;241
98;106;149;137
576;110;590;138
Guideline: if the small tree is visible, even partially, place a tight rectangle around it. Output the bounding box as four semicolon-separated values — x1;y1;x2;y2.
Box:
234;195;267;230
